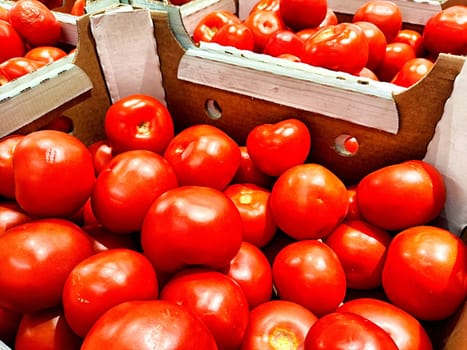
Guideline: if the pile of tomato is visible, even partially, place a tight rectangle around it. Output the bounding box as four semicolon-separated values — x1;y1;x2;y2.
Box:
191;0;467;87
0;91;465;349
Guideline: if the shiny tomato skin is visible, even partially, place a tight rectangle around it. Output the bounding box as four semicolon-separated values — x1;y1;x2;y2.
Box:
141;185;243;275
0;202;32;235
232;146;274;189
211;23;255;51
0;134;24;199
376;42;416;82
391;57;434;87
244;9;286;52
90;149;178;234
354;21;387;71
0;57;44;81
279;0;327;31
62;248;159;337
87;139;113;176
0;218;94;313
70;0;85;16
249;0;280;15
160;268;249;350
263;29;305;58
82;224;139;253
80;300;218;350
192;10;241;44
24;46;68;64
163;124;241;191
272;239;347;316
393;29;425;57
345;185;362;220
382;225;467;321
0;19;26;64
240;300;318;350
13;130;96;218
270;163;348;240
356;160;446;231
338;297;433;350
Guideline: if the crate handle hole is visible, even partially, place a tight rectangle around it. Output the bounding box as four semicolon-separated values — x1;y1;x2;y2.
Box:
334;134;359;157
205;99;222;120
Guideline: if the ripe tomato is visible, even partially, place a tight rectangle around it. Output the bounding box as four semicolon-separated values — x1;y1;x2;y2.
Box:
324;220;392;290
232;146;274;189
80;300;218;350
356;66;380;80
163;124;241;190
192;10;241;44
40;115;74;133
240;300;318;349
279;0;327;31
211;22;255;51
249;0;280;15
244;9;286;52
382;225;467;321
391;57;434;87
263;29;305;58
160;268;249;350
356;160;446;231
376;42;416;82
104;93;174;155
83;224;139;252
422;5;467;55
345;185;362;220
0;305;22;347
270;163;348;240
62;248;159;337
304;311;399;349
0;57;44;81
8;0;61;47
24;46;68;64
354;21;387;71
302;22;369;74
90;149;178;234
0;19;26;64
141;185;243;275
0;202;32;235
14;307;82;350
352;0;402;42
13;130;96;218
70;0;85;16
393;29;425;57
272;239;347;316
0;218;94;313
338;297;434;350
0;134;24;199
87;139;113;175
0;6;8;21
246;118;311;177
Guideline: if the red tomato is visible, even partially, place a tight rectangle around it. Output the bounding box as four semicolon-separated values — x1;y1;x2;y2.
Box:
391;57;434;87
91;149;178;234
376;42;416;82
356;160;446;231
249;0;280;14
0;57;44;81
82;224;139;253
221;241;273;309
192;10;241;44
8;0;62;47
13;130;96;218
0;218;94;313
338;297;434;350
63;248;159;337
304;311;399;349
211;22;255;51
87;139;113;175
393;29;425;57
345;185;362;221
279;0;327;31
104;94;174;155
240;300;318;349
324;220;392;290
0;6;8;21
270;163;349;240
15;307;82;350
0;202;32;235
422;5;467;55
244;9;286;52
40;115;74;133
302;22;369;74
163;124;241;191
352;0;402;42
24;46;68;64
0;134;24;199
356;66;380;80
263;29;305;58
246;118;311;177
382;225;467;321
354;21;387;71
0;305;22;347
70;0;85;16
0;19;26;64
160;268;249;350
272;239;347;316
141;185;243;275
80;300;218;350
232;146;274;189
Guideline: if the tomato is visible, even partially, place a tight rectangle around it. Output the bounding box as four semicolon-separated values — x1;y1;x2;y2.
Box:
279;0;327;31
338;297;434;350
345;185;362;220
82;224;139;253
141;185;243;275
221;241;273;309
160;268;249;350
270;163;348;240
422;5;467;55
249;0;280;15
263;29;305;58
324;220;392;290
277;53;301;62
393;29;425;57
356;160;446;231
391;57;434;87
91;149;178;234
87;139;113;175
62;248;159;337
24;46;68;64
272;239;347;316
0;134;24;199
0;305;22;347
14;307;82;350
240;300;318;349
80;300;218;350
104;94;174;155
0;57;44;81
302;22;369;74
13;130;96;218
0;218;94;313
40;115;74;133
304;311;399;349
211;22;255;51
356;66;380;80
163;124;241;190
376;42;416;82
0;19;26;64
70;0;85;16
224;183;277;247
0;202;32;235
192;10;241;44
244;9;286;52
382;225;467;321
246;118;311;177
352;0;402;42
354;21;387;71
0;6;8;21
232;146;274;189
8;0;62;47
